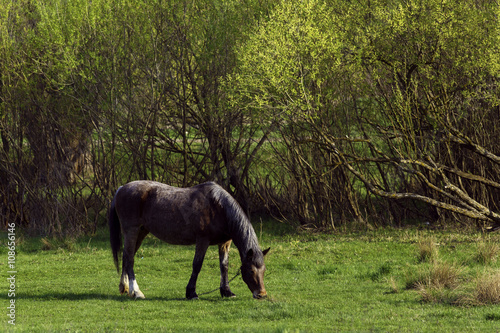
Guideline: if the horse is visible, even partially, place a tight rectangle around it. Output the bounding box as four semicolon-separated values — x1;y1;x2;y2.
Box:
108;180;270;300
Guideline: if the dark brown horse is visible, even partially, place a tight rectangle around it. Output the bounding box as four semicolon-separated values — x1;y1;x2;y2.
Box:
109;180;270;300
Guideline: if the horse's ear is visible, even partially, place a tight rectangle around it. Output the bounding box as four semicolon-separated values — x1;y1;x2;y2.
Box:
262;247;270;256
246;249;254;260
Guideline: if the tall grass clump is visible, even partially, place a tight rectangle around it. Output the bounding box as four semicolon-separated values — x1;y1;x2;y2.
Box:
416;236;438;263
471;272;500;305
473;241;500;265
406;260;463;304
406;261;462;290
41;237;77;252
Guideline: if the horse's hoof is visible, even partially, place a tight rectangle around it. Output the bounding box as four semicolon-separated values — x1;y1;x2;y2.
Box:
220;289;236;298
186;288;198;300
130;291;145;299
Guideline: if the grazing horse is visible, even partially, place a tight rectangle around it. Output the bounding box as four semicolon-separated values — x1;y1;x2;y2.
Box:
109;180;270;300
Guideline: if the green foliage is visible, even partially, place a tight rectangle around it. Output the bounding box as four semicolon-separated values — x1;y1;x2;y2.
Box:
232;0;499;137
230;0;341;118
229;0;500;228
1;0;499;233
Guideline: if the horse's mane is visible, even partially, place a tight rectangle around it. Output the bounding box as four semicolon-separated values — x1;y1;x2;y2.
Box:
207;182;260;259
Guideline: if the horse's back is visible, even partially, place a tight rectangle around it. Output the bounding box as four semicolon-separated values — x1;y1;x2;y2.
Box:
114;181;229;245
114;180;165;217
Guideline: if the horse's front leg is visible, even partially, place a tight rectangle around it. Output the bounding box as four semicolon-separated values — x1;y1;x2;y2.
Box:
219;241;236;298
186;238;210;299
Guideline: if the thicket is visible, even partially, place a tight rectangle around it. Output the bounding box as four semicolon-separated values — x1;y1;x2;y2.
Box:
0;0;499;235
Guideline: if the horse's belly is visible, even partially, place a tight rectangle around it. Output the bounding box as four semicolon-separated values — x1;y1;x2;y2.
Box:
145;220;229;246
146;224;197;245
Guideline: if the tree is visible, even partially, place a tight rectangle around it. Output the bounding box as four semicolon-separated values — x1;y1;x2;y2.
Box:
0;0;92;233
230;0;500;228
0;0;276;234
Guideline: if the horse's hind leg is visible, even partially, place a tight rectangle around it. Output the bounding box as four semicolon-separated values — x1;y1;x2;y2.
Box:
121;227;146;299
219;241;236;298
134;226;149;255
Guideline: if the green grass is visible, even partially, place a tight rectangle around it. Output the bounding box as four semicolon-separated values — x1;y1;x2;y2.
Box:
2;222;500;332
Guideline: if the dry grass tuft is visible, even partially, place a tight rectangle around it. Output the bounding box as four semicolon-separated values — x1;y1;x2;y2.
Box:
407;261;458;290
472;272;500;305
41;237;76;252
424;261;462;289
416;236;439;263
386;276;399;294
41;237;54;251
474;241;500;265
409;263;500;306
415;283;462;304
407;260;463;303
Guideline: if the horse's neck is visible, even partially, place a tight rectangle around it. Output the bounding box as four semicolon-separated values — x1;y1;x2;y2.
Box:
230;220;258;261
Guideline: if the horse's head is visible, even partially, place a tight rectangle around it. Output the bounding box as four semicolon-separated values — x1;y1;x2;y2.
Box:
241;247;270;299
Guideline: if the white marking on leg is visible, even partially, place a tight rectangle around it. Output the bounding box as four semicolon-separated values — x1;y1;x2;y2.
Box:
120;274;129;294
129;277;145;299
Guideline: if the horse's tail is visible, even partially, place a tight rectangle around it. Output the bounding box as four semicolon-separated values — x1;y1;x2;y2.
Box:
109;189;122;273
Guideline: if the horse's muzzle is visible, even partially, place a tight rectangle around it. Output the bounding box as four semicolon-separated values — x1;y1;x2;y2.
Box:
253;291;267;299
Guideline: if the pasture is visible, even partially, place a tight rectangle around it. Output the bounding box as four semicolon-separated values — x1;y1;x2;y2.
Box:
2;220;500;332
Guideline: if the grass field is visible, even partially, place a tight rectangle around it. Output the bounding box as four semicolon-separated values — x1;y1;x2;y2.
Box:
2;220;500;332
